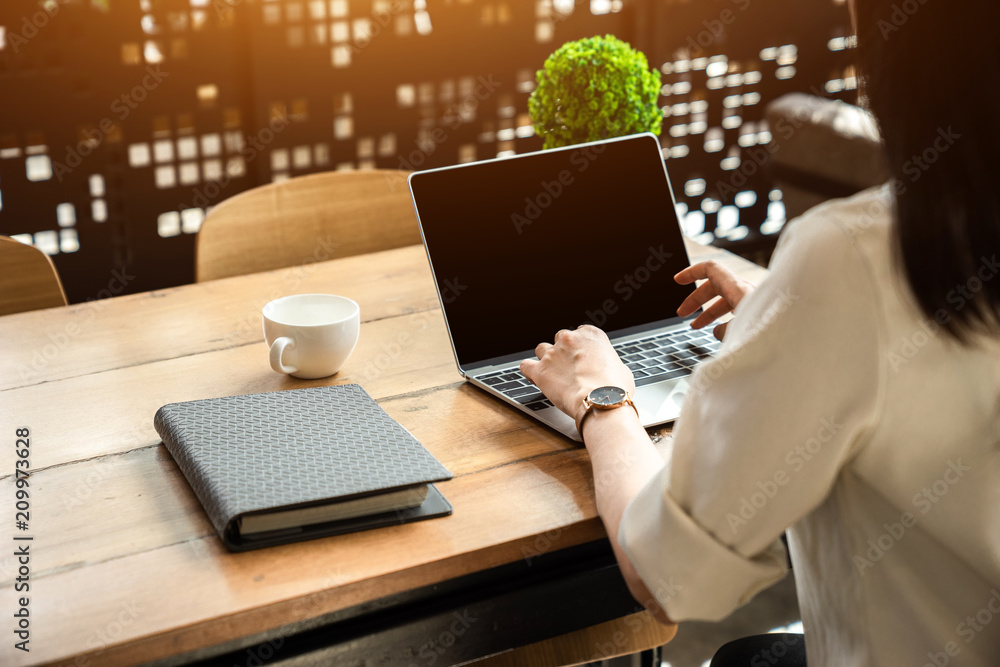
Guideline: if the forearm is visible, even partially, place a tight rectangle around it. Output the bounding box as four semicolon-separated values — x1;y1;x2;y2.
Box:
583;408;674;624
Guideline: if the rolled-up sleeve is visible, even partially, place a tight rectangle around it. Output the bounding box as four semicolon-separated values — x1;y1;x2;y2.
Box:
619;198;885;621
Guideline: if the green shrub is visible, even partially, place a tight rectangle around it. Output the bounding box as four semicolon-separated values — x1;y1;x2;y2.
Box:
528;34;663;149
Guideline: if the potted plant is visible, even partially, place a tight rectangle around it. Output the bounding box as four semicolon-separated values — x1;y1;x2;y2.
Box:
528;34;663;149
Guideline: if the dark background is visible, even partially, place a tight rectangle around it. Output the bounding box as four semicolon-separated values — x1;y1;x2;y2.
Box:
0;0;854;303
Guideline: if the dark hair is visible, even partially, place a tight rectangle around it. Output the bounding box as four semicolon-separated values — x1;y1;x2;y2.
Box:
855;0;1000;343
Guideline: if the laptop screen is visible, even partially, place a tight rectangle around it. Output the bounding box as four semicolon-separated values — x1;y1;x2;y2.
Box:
409;133;693;368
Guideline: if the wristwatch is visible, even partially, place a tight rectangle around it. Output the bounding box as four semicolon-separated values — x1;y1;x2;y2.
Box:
576;385;639;436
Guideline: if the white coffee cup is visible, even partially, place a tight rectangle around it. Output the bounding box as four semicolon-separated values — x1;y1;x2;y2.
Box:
262;294;360;379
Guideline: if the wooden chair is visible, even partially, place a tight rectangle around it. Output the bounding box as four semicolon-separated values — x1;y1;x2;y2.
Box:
195;169;421;282
0;236;68;316
475;611;676;666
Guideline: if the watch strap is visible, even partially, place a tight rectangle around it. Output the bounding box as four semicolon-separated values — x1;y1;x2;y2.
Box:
576;392;639;437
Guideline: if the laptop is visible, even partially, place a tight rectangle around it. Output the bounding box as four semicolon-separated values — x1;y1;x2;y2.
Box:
407;132;720;441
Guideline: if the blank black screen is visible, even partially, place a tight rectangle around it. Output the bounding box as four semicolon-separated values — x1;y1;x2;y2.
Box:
410;134;692;367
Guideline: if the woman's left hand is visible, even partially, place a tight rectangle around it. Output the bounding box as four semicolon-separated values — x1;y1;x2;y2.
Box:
519;325;635;426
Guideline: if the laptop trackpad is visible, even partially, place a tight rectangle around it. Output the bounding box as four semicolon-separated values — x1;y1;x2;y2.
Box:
634;378;689;424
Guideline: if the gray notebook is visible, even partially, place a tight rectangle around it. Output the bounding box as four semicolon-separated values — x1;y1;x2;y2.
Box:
154;384;453;551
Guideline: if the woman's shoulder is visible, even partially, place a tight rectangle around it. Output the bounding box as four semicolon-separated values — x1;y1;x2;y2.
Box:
769;185;895;299
780;184;893;255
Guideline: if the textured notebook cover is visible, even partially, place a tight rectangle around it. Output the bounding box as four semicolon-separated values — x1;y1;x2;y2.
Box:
153;384;453;551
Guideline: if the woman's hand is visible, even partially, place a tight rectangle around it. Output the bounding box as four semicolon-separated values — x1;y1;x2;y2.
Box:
675;261;755;340
519;325;635;427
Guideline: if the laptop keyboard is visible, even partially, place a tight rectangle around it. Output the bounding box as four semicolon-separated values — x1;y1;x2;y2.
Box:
473;328;722;412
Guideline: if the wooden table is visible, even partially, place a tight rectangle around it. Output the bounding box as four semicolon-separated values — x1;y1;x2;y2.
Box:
0;240;767;666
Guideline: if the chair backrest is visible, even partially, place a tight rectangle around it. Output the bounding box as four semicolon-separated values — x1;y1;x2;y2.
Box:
0;236;68;316
195;169;421;282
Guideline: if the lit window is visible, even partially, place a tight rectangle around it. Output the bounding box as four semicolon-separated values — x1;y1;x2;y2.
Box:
158;211;181;237
352;18;371;42
155;165;177;188
91;199;108;222
683;211;705;237
202;159;223;181
377;134;396;157
396;84;415;108
224;131;243;153
89;174;105;197
334;116;353;139
356;137;374;158
720;156;740;170
154;140;174;163
414;11;432;34
684;179;706;197
535;20;553;42
309;0;327;19
197;84;218;106
330;0;348;17
178;162;199;185
226;157;246;177
56;203;76;227
706;61;727;78
181;208;204;234
331;45;351;67
200;133;221;156
60;229;80;253
704;128;725;153
34;231;59;255
293;145;312;169
26;155;53;181
314;143;330;165
735;191;757;208
271;149;290;171
717;206;739;233
590;0;611;14
177;136;198;160
458;144;476;163
144;40;164;64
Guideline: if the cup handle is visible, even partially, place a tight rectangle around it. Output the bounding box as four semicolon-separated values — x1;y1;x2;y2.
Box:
269;337;298;375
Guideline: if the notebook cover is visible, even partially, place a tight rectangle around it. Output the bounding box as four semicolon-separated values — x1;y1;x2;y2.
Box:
153;384;453;552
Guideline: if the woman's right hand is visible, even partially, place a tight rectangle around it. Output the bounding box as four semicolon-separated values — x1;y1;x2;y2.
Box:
674;261;755;340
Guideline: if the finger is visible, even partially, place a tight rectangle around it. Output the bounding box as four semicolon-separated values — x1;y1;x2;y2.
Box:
674;260;719;285
534;341;553;358
691;298;734;329
676;280;720;317
520;358;539;382
700;264;748;308
553;329;572;344
679;262;753;313
713;321;729;341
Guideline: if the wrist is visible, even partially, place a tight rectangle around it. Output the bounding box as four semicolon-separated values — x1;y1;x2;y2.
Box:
579;396;641;440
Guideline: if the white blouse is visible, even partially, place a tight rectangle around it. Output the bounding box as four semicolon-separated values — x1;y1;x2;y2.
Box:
619;185;1000;666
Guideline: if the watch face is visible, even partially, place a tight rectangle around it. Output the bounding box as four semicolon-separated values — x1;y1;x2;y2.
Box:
589;386;627;406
